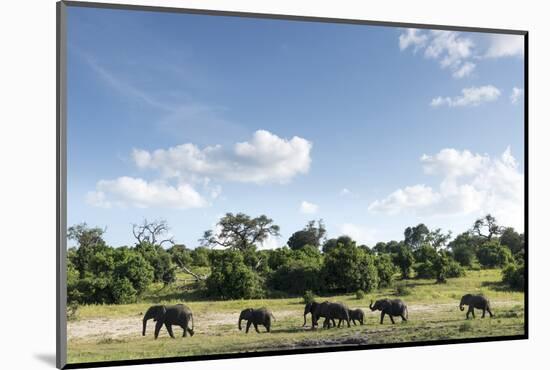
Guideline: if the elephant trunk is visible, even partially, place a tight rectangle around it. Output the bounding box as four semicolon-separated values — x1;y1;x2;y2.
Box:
142;308;154;336
369;300;375;311
303;313;308;327
238;314;243;331
460;303;465;311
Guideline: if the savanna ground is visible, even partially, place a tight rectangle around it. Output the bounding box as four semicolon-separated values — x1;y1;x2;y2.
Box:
67;269;524;364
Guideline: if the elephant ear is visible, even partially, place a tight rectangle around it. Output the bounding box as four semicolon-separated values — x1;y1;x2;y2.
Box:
156;305;167;321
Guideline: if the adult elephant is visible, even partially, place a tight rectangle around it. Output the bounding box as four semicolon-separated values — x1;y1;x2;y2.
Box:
460;294;494;319
369;299;408;324
303;301;350;329
238;308;276;333
142;304;194;339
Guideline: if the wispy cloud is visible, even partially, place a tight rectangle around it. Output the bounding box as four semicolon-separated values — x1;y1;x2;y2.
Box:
300;201;319;214
510;87;524;104
485;34;524;58
430;85;501;107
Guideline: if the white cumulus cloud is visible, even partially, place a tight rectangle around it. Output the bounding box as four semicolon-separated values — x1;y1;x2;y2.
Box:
300;201;319;214
133;130;312;184
86;176;207;209
399;29;428;52
339;188;352;196
368;147;524;231
430;85;501;107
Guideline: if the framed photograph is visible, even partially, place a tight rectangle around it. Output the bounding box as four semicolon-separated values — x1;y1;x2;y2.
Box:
57;1;527;368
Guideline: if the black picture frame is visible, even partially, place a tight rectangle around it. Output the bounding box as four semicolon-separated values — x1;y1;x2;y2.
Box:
56;1;528;368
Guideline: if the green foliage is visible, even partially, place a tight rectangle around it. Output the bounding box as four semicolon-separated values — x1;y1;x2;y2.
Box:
111;277;138;304
375;253;398;287
303;290;316;305
392;243;415;279
135;243;175;284
267;246;323;294
449;232;479;267
502;262;525;291
287;220;326;250
395;283;412;296
191;247;211;267
500;227;524;255
323;243;379;293
200;213;280;251
167;244;193;268
322;235;355;254
477;240;514;268
355;289;365;300
206;250;265;299
415;250;464;283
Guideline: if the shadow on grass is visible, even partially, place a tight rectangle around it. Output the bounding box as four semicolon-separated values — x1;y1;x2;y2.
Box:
480;281;522;292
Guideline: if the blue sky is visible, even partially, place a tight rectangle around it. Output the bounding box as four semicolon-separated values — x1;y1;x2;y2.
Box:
67;7;525;249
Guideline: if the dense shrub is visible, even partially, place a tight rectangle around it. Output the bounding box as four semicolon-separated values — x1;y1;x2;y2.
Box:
355;289;365;300
415;251;464;282
191;247;211;267
267;246;323;294
376;253;398;287
323;244;379;293
392;243;415;279
502;263;525;291
206;250;265;299
477;240;514;268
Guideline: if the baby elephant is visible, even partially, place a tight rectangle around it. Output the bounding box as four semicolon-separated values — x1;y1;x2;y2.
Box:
338;308;365;327
238;308;276;333
460;294;494;319
348;308;365;325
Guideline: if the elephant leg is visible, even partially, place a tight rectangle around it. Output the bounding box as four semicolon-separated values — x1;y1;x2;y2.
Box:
487;308;494;317
380;312;385;324
323;318;329;329
482;309;486;318
154;320;164;339
246;321;252;334
265;324;270;333
165;324;175;338
352;319;357;326
389;315;395;324
332;318;336;327
471;309;475;319
401;314;407;322
338;319;342;328
253;323;260;333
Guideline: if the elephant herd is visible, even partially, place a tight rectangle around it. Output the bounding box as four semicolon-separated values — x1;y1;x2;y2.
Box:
142;294;493;339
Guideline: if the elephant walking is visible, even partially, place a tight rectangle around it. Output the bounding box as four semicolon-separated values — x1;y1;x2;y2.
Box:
346;308;365;326
369;299;408;324
142;304;194;339
460;294;494;319
303;301;350;329
238;308;276;333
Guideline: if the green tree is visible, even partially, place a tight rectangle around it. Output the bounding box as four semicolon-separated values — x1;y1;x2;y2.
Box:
502;262;525;291
477;240;514;268
287;220;326;250
67;223;108;277
191;247;211;267
376;253;398;287
392;243;415;279
322;242;379;293
206;250;265;299
500;227;524;255
472;214;503;240
448;232;480;267
167;244;193;269
322;235;355;254
200;213;280;251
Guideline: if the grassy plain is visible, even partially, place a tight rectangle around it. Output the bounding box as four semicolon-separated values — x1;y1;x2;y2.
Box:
67;269;524;364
